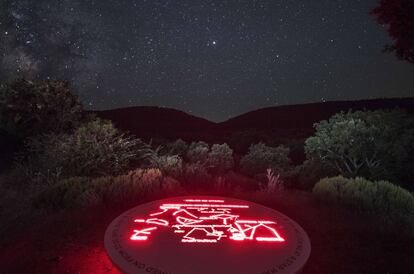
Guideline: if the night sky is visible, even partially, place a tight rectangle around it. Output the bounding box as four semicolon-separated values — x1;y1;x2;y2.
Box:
1;0;414;121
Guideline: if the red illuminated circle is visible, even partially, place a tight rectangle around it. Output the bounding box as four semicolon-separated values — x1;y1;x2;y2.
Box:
130;199;285;243
105;196;311;274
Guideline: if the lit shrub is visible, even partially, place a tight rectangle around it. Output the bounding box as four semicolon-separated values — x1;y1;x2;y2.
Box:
312;176;350;203
186;141;209;164
21;119;155;180
182;162;212;186
206;143;234;174
305;109;414;182
34;168;165;209
240;143;292;177
313;176;414;230
102;168;163;205
157;155;183;178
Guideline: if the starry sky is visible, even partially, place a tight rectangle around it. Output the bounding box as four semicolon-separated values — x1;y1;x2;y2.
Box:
1;0;414;121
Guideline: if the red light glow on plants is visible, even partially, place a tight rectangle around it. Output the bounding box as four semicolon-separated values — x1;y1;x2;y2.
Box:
129;199;285;243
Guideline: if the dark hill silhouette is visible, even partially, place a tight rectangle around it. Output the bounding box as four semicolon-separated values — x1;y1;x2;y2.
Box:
94;106;217;140
94;98;414;162
95;98;414;141
221;97;414;134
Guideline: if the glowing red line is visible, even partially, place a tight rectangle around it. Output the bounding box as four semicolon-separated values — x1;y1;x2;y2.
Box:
236;220;275;224
150;208;168;216
184;199;224;203
130;227;157;241
162;203;249;208
129;199;286;244
146;218;169;226
256;237;285;242
173;225;229;228
172;209;198;219
176;217;203;225
134;219;145;223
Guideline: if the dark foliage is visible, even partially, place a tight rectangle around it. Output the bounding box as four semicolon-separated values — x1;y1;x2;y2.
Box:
0;79;84;139
371;0;414;63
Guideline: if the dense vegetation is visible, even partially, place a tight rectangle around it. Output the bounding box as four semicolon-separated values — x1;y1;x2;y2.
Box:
1;78;413;235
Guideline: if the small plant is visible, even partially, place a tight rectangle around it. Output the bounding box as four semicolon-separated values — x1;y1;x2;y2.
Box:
263;168;284;192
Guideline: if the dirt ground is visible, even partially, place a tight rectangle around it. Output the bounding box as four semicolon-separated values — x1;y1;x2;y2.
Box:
0;191;413;274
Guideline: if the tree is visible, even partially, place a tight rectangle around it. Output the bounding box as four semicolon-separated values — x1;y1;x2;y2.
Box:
240;143;292;177
305;110;414;181
371;0;414;63
0;78;84;139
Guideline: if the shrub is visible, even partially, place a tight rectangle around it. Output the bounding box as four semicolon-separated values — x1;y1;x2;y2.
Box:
228;130;271;154
34;168;166;209
21;119;155;181
305;109;414;182
206;143;234;174
157;155;183;178
0;79;84;139
313;176;414;230
295;159;338;190
186;141;209;164
160;139;188;156
240;143;292;177
182;162;212;187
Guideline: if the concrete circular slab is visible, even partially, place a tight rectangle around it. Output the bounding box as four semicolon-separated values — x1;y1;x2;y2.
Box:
105;196;311;274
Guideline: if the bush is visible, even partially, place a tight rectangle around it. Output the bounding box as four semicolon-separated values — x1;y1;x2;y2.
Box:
157;155;183;178
295;159;338;190
206;143;234;174
228;130;271;154
0;79;84;139
305;109;414;182
240;143;292;177
182;162;212;187
34;168;166;209
159;139;188;156
313;176;414;230
20;119;155;181
186;141;209;164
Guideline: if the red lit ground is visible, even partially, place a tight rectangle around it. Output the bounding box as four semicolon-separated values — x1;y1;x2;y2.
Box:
0;191;413;274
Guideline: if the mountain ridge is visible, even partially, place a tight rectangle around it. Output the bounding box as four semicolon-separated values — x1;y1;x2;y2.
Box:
94;97;414;140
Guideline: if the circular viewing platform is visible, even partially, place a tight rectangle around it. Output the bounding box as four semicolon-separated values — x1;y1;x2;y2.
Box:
105;196;311;274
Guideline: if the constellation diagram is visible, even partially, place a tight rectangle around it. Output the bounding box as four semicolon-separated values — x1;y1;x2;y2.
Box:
130;199;285;244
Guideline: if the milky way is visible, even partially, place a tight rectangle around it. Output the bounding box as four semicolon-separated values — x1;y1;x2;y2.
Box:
1;0;413;121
